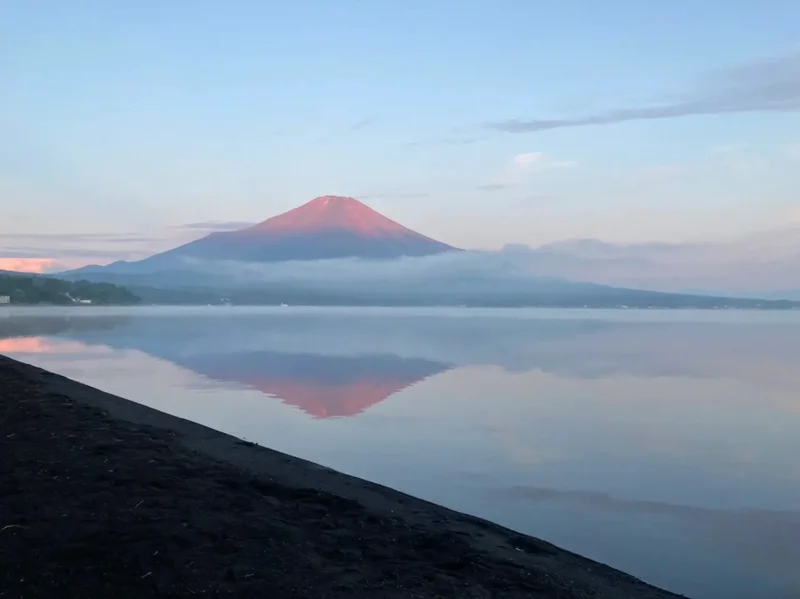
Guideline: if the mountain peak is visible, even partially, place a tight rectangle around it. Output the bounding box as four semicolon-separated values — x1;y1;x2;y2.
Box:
246;194;413;238
122;194;458;264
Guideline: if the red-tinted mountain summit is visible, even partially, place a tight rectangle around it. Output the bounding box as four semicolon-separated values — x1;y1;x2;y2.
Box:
147;195;457;264
249;195;419;237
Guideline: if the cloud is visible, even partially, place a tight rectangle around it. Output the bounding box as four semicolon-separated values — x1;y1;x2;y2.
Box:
0;230;180;268
357;192;431;200
486;53;800;134
0;247;139;260
0;258;64;273
0;256;91;274
178;221;256;231
173;250;539;287
350;118;375;131
0;232;162;244
0;241;158;270
1;230;171;253
479;152;574;191
510;152;574;173
477;183;511;192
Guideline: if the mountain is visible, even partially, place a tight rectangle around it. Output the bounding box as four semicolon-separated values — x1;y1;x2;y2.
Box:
58;259;800;309
70;196;456;276
764;289;800;300
162;194;458;262
50;196;800;308
499;226;800;298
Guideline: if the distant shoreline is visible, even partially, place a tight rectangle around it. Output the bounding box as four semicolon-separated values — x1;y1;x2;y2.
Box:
0;303;136;308
0;354;686;598
2;302;799;311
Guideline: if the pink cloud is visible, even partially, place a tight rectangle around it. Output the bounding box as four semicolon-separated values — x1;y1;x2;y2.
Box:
0;257;57;273
0;257;93;273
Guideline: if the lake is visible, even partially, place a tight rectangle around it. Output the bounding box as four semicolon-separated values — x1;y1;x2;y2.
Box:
1;306;799;598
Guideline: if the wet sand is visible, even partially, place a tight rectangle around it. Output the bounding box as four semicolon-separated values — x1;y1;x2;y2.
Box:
0;355;686;598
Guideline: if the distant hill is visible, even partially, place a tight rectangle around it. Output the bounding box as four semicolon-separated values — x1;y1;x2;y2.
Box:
0;274;140;305
56;257;800;310
763;289;800;301
53;275;798;309
497;226;800;298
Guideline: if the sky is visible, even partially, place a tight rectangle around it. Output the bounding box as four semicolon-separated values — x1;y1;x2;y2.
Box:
2;0;800;272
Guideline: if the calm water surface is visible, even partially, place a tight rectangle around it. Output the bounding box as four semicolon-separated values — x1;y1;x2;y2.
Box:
2;306;799;598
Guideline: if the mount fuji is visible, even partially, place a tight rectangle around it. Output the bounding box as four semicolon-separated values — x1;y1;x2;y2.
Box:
69;196;456;277
54;196;800;309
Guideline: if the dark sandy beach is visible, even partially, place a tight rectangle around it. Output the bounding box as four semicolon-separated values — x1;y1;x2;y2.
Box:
0;355;686;598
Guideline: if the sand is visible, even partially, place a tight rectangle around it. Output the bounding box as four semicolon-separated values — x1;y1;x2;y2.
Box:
0;355;686;598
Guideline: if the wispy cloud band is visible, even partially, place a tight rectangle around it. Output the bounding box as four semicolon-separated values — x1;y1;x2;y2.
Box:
487;54;800;134
357;192;431;200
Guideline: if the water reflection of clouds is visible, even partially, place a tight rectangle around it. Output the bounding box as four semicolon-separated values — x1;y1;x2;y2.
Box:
500;485;800;573
4;311;800;391
436;366;800;512
5;314;799;486
490;428;570;467
3;308;800;598
0;336;105;355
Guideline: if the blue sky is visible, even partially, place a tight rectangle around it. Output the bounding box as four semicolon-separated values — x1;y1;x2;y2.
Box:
2;0;800;270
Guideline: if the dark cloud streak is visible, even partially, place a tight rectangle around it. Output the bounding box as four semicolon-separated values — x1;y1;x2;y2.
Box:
350;118;375;131
178;221;256;231
0;232;173;262
0;247;142;259
357;193;431;200
0;232;161;243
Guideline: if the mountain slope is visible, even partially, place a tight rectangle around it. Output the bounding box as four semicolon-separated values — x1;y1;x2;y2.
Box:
501;226;800;297
116;196;456;270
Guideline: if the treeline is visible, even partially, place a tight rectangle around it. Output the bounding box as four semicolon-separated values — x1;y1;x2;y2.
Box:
128;284;800;309
0;274;140;305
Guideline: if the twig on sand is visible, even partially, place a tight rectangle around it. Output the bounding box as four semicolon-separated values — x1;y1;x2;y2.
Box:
1;525;28;533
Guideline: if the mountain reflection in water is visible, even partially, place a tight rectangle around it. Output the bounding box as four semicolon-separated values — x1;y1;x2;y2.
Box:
1;307;800;599
4;309;800;409
185;351;450;418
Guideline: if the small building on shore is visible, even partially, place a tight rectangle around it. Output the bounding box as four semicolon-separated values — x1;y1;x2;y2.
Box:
0;295;10;304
